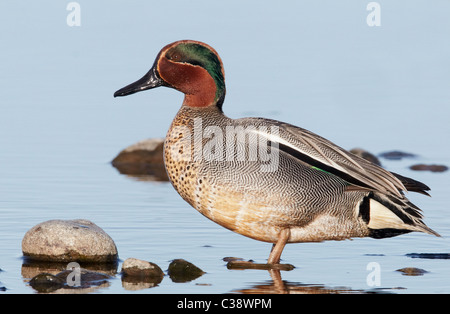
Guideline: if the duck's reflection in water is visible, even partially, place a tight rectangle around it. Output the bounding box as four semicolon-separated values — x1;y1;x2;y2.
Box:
231;269;396;294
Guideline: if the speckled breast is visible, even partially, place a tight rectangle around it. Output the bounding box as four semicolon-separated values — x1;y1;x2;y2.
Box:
163;107;282;242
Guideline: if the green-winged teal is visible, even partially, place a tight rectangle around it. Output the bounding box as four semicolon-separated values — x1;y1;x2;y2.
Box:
114;40;439;264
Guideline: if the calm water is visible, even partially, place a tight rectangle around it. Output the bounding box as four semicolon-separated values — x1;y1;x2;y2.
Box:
1;1;450;294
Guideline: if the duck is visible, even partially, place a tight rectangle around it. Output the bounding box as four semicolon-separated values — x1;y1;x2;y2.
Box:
114;40;439;265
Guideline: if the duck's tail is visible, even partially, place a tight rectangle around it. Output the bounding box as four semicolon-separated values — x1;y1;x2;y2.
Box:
358;190;440;239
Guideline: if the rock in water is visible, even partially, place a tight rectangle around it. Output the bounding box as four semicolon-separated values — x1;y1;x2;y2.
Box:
29;273;65;293
121;258;164;280
168;259;205;283
396;267;428;276
378;150;417;160
409;164;448;172
22;219;118;263
29;269;112;293
111;138;168;181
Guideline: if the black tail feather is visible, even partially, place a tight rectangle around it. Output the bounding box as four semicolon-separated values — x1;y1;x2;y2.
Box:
391;172;431;196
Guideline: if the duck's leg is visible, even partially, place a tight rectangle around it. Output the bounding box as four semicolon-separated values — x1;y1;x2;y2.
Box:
267;228;290;264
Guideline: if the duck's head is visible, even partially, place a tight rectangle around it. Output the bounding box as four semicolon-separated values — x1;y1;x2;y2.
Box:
114;40;226;110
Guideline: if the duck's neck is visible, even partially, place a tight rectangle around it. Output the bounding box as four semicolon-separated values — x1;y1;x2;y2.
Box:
182;80;225;110
183;90;216;108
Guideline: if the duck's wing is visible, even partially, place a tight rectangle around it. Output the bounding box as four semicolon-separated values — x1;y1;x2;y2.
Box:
238;117;421;198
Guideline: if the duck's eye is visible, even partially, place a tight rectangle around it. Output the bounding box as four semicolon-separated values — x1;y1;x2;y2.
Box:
167;53;181;62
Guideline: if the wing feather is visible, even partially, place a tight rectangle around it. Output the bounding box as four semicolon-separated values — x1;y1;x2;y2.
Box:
240;117;406;197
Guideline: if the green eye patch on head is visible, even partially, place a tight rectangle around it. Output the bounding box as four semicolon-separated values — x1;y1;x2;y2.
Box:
166;43;225;104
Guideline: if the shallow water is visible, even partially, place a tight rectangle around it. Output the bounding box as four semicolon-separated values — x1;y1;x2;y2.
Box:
1;1;450;294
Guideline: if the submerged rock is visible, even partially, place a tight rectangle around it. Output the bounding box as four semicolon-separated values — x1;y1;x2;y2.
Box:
378;150;417;160
56;268;111;288
29;273;65;293
29;268;112;293
409;164;448;173
22;219;118;263
222;257;247;263
406;253;450;259
168;259;205;283
226;260;295;271
396;267;428;276
112;138;168;181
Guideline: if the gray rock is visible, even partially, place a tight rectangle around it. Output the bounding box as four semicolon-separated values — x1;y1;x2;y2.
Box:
121;258;164;290
121;258;164;280
22;219;118;263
